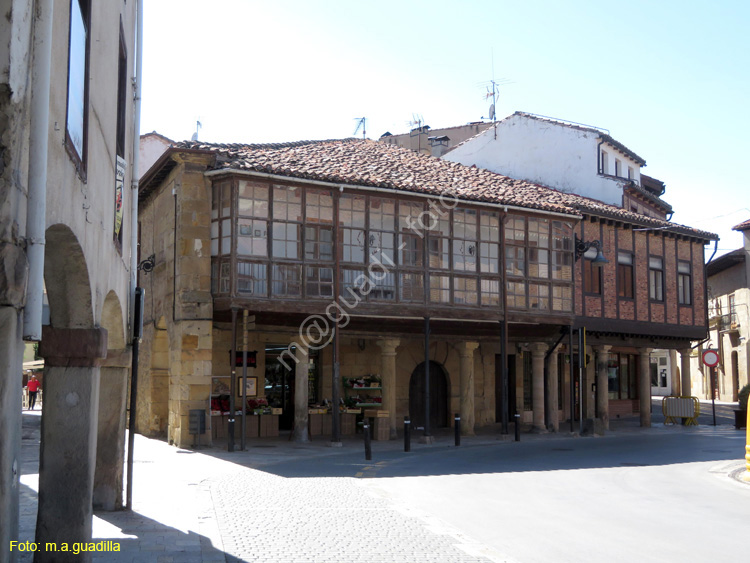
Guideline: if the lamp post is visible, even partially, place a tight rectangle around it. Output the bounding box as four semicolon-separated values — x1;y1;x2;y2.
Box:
574;235;608;265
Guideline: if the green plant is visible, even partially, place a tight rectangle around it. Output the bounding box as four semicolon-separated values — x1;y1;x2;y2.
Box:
739;384;750;412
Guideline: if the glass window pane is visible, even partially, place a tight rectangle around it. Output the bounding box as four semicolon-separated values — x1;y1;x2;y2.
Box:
237;219;268;257
480;211;500;241
452;239;477;272
552;285;572;311
454;277;478;305
399;201;423;231
369;197;395;231
505;215;526;243
480;242;499;273
66;0;87;158
528;218;549;249
237;262;267;296
507;281;527;309
506;246;525;277
272;264;301;297
428;237;450;269
370;271;396;301
400;234;423;268
429;275;450;304
342;228;366;263
529;283;549;310
481;279;500;307
273;185;302;221
399;273;424;302
306;266;334;298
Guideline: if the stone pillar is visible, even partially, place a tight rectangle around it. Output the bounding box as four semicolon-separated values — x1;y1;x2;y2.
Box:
292;343;309;442
679;348;692;397
545;345;560;432
93;349;130;511
169;320;213;448
594;345;612;430
37;326;107;562
376;338;400;439
0;308;23;556
639;348;653;428
458;341;480;436
530;342;548;432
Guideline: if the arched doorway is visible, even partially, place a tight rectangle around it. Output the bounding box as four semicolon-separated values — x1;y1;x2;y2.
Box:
409;361;450;429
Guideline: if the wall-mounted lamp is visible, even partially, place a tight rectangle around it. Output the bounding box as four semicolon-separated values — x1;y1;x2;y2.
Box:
138;254;156;273
574;235;608;266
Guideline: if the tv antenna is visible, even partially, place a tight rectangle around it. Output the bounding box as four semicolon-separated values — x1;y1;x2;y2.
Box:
191;119;202;141
408;114;428;152
353;117;367;139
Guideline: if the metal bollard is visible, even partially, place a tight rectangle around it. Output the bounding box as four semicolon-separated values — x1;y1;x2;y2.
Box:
363;420;372;461
404;416;411;452
454;413;461;446
514;413;521;442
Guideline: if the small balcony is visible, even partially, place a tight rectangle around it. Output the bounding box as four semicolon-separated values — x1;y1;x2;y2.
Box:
717;314;740;332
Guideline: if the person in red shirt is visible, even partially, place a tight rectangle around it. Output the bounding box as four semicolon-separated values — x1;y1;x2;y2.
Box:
26;375;41;410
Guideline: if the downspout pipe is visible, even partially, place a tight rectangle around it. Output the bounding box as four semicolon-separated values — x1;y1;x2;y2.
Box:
129;0;144;328
23;0;54;341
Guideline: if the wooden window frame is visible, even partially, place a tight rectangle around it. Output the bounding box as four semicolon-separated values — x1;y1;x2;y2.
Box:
65;0;92;178
617;251;634;299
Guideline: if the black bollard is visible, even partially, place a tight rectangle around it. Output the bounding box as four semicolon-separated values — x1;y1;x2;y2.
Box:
514;413;521;442
454;414;461;446
404;416;411;452
364;419;372;461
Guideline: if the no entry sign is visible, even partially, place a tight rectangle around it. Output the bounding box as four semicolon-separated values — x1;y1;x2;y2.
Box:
701;349;720;368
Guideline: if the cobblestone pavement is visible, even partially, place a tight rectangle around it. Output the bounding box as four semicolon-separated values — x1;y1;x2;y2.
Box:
16;399;744;563
17;410;504;563
211;469;499;563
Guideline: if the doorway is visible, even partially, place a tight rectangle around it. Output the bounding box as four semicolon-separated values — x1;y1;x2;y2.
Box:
409;361;449;429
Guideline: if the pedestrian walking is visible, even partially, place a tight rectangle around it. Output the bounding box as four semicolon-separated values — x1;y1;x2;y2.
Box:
27;374;41;410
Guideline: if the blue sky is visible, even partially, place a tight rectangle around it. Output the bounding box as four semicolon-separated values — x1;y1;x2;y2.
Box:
140;0;749;255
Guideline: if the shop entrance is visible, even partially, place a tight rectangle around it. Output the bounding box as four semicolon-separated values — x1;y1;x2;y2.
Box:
409;361;449;429
264;345;319;431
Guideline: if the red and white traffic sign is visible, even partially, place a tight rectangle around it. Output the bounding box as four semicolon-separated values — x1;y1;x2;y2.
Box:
702;349;720;367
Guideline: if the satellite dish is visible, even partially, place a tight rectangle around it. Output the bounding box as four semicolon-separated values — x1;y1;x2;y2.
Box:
489;104;495;120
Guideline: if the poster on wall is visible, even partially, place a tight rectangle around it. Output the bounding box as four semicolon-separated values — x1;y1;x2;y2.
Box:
114;156;126;240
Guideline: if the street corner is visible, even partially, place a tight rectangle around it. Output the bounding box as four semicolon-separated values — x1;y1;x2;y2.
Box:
708;459;750;488
730;465;750;486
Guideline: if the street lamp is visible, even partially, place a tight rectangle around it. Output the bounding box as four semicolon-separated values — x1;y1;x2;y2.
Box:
574;235;608;265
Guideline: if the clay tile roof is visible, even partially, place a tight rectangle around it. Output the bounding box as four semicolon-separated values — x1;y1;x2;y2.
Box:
732;218;750;231
170;138;715;240
174;138;577;216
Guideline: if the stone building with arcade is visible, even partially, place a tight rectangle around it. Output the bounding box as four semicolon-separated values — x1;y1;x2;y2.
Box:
1;1;142;560
136;138;714;449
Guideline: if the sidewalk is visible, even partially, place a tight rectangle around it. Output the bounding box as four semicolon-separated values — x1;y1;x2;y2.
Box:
17;401;747;563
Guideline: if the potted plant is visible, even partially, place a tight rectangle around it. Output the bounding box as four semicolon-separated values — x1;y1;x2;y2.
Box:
736;384;749;430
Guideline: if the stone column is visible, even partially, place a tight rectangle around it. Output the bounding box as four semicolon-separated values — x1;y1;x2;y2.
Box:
530;342;548;432
458;341;480;436
679;348;692;397
545;345;560;432
0;308;22;555
376;338;400;439
292;342;309;442
594;345;612;430
37;326;107;562
639;348;653;428
93;349;130;511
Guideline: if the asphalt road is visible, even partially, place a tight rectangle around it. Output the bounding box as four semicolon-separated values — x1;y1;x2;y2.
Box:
250;422;748;563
